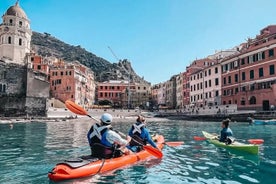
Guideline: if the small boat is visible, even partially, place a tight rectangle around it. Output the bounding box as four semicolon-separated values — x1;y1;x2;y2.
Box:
202;131;259;155
48;134;164;182
250;118;276;125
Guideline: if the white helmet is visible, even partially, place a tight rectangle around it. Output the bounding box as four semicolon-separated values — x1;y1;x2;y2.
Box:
100;113;113;124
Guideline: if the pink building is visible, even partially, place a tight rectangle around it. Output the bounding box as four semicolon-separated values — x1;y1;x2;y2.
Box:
221;25;276;111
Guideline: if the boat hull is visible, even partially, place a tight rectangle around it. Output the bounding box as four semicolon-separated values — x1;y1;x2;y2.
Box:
48;135;164;181
202;131;259;155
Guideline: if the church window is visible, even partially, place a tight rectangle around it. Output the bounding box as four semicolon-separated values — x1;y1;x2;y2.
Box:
19;38;22;46
9;19;13;25
8;37;11;44
19;21;23;27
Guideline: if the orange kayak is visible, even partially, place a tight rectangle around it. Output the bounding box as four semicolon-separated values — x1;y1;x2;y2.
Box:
48;135;164;181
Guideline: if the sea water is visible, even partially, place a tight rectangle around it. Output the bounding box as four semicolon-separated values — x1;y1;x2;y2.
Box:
0;118;275;184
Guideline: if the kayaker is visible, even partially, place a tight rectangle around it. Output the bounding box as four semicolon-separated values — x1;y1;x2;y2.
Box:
127;115;158;152
87;113;129;159
218;118;233;143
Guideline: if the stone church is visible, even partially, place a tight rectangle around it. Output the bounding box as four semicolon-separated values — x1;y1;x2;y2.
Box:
0;1;49;117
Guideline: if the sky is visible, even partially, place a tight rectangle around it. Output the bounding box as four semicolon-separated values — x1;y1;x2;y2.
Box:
1;0;276;84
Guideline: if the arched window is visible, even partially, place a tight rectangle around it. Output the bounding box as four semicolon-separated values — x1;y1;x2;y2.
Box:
19;38;22;46
249;96;256;105
8;37;11;44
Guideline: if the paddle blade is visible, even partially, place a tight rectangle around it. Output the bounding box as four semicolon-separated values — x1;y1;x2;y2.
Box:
248;139;264;145
144;145;163;158
165;141;184;147
65;100;88;116
194;136;206;141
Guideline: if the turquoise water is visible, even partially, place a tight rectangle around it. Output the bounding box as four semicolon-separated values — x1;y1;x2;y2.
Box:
0;119;275;184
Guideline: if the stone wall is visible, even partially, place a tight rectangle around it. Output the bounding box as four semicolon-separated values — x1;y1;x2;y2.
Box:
0;62;27;117
0;62;49;117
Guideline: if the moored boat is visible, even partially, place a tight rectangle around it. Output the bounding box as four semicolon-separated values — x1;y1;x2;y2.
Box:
48;134;164;181
251;119;276;125
202;131;259;155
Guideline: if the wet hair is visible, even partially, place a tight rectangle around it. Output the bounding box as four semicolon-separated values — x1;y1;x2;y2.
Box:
222;118;231;128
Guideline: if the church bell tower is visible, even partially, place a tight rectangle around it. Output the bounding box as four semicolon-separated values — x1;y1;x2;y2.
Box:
0;1;32;65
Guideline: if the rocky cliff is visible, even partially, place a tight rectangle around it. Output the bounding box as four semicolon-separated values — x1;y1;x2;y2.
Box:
31;31;150;84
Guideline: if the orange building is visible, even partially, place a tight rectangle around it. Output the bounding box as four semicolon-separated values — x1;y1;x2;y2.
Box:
49;60;95;107
221;25;276;111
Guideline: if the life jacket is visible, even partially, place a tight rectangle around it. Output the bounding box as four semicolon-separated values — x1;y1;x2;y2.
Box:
88;124;122;158
129;122;147;146
87;124;111;146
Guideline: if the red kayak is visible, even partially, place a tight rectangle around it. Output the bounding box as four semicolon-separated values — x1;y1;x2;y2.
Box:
48;135;164;181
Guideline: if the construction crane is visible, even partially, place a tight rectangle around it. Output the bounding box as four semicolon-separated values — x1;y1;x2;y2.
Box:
108;46;120;62
107;46;131;109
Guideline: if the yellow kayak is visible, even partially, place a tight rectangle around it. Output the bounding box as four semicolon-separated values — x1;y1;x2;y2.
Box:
202;131;259;155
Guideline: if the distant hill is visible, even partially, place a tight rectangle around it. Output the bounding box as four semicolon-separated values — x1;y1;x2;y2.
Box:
31;31;150;84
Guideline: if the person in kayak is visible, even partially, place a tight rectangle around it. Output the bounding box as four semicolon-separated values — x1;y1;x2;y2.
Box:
127;115;158;152
87;113;129;159
218;118;233;143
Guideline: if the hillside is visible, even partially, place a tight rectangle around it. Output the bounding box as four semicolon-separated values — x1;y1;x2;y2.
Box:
31;31;149;84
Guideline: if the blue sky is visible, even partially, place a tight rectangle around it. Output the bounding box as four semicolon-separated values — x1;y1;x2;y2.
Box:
1;0;276;84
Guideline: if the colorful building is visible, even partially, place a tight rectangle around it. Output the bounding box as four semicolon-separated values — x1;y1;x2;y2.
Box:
221;25;276;111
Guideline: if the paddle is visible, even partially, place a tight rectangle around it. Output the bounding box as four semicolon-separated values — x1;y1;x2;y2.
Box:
65;100;163;158
193;136;264;145
163;142;184;147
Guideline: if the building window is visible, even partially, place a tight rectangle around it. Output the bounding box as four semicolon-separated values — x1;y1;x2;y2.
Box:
61;71;63;76
215;90;219;96
215;78;219;85
223;77;226;85
241;58;245;65
19;38;22;45
250;84;255;91
8;37;11;44
269;65;275;75
215;67;218;74
259;68;264;77
242;72;246;80
19;21;23;27
208;69;211;75
250;70;254;79
37;65;41;70
235;74;238;83
249;96;256;105
241;98;246;105
228;76;231;84
9;19;13;24
0;84;6;93
209;80;211;87
269;49;274;57
235;87;239;94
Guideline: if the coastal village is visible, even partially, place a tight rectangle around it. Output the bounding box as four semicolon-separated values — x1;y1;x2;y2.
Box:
0;2;276;121
1;2;276;183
